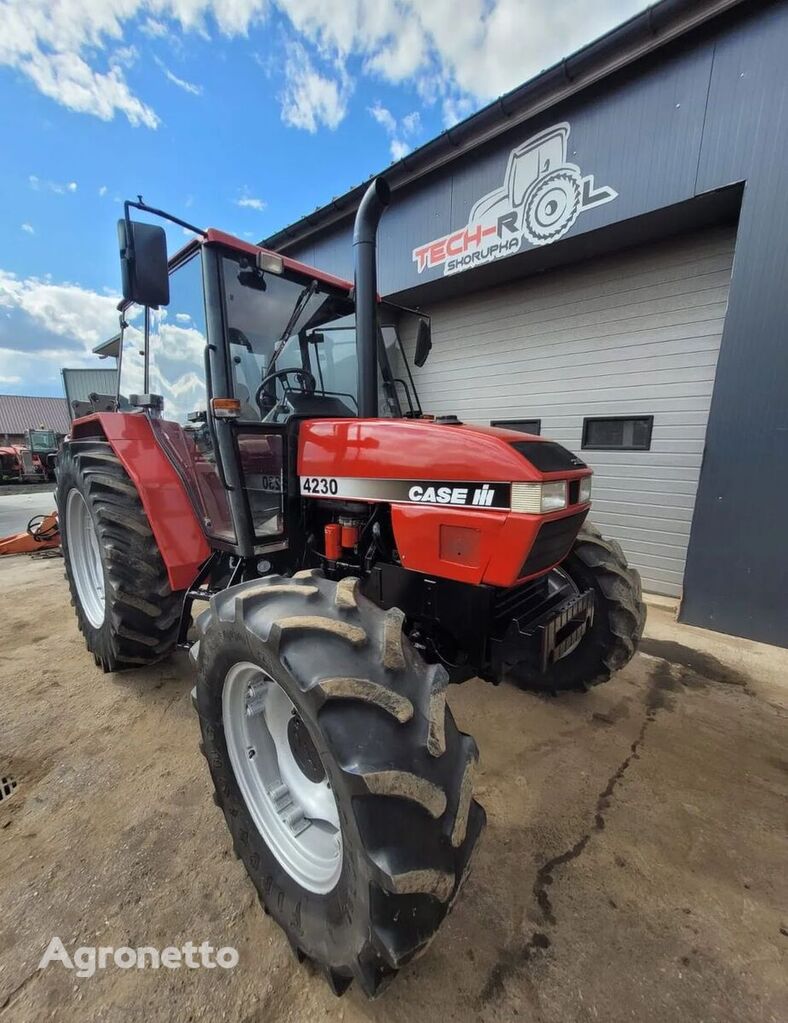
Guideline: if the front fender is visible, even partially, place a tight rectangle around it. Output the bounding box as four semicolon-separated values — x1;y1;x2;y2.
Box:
70;412;210;591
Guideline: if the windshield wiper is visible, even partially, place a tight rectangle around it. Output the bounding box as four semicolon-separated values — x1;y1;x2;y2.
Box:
281;279;318;343
269;280;319;371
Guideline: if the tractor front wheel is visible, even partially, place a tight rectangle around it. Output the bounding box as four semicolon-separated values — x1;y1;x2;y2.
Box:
57;438;184;672
513;522;646;693
193;570;485;996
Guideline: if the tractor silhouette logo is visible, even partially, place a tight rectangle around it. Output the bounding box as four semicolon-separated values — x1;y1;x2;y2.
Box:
412;122;617;277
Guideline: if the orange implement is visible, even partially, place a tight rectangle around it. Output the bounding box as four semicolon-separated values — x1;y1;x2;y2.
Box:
0;510;60;555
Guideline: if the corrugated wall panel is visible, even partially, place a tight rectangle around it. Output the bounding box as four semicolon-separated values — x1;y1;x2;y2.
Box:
61;369;117;418
402;226;735;597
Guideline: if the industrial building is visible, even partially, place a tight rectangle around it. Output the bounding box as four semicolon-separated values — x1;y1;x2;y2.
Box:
261;0;788;648
0;395;71;447
0;369;116;446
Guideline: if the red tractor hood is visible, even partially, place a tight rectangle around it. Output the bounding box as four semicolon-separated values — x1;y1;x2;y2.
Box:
298;418;585;483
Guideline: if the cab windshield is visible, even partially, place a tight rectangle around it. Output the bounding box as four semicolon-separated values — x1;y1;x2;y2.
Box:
222;255;403;421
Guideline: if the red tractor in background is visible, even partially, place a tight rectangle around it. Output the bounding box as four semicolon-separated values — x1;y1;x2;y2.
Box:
57;180;644;997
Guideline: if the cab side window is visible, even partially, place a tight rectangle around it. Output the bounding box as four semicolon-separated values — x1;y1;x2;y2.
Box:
148;255;208;423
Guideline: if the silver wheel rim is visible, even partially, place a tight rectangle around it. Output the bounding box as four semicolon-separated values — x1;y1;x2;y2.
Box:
222;662;342;894
66;488;105;629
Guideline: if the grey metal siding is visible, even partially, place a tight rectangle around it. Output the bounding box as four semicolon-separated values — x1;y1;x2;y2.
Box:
401;226;735;596
61;369;117;417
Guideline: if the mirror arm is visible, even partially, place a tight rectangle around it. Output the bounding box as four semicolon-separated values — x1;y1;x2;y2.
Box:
143;306;151;393
124;197;207;241
115;312;126;410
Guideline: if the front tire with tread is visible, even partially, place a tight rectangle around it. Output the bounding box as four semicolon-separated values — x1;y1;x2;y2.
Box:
194;569;485;997
515;522;646;693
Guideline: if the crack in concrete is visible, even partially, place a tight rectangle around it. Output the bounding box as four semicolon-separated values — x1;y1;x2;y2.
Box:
478;662;676;1008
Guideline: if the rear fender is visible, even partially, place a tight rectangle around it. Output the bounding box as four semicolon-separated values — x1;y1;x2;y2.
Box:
70;413;210;591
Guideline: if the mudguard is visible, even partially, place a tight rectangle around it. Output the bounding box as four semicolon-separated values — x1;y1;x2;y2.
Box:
69;413;210;591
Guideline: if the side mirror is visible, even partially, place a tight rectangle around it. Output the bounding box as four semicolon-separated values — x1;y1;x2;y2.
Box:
414;317;432;367
117;219;169;307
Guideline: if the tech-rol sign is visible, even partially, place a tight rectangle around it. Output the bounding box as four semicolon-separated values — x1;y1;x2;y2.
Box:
412;122;618;277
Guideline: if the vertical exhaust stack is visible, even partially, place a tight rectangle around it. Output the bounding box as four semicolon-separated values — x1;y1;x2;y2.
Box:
353;177;390;419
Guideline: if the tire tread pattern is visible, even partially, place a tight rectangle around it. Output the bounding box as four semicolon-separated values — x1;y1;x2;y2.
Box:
195;569;485;997
58;438;183;671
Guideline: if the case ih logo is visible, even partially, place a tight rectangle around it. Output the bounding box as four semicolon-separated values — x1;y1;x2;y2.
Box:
412;122;617;277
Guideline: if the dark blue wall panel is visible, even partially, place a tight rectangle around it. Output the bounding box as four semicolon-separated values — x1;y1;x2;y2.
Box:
681;1;788;644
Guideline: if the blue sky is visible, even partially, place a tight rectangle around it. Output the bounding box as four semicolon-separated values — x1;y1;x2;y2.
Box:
0;0;645;396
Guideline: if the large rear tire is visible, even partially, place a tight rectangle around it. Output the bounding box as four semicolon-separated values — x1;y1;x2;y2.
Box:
515;522;646;693
57;438;184;672
194;569;485;997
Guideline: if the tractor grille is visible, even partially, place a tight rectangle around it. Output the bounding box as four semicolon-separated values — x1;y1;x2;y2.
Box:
519;510;588;578
493;575;552;630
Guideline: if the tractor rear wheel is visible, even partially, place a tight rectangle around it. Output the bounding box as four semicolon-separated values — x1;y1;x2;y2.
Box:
514;522;646;693
193;570;485;997
57;438;184;672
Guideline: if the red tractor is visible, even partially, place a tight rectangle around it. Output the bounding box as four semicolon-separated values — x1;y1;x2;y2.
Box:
57;180;644;997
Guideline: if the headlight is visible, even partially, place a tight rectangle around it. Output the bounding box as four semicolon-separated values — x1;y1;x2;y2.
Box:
578;476;592;504
540;480;567;512
511;481;568;514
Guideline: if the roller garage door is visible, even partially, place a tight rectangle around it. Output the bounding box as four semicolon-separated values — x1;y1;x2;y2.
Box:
404;226;735;597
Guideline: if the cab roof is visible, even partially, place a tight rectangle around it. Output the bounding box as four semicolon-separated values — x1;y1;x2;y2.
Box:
174;228;353;294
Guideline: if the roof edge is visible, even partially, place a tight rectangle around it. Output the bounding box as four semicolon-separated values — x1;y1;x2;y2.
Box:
261;0;745;252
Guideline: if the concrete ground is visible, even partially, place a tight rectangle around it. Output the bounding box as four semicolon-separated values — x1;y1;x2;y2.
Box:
0;488;56;537
0;556;785;1023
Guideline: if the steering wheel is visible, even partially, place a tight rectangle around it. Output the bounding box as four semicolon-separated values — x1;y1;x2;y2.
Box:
255;367;317;416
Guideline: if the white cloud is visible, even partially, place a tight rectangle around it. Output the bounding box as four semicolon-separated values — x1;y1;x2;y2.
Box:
401;110;420;135
28;174;77;195
389;138;410;160
0;1;649;137
141;17;168;38
21;223;34;235
279;41;350;133
0;269;119;351
0;0;267;130
0;268;122;392
368;101;397;135
98;185;108;197
442;93;475;128
276;0;648;128
156;58;203;96
236;196;266;211
368;101;422;161
22;48;160;128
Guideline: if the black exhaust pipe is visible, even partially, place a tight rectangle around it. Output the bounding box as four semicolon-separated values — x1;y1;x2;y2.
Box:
353;177;390;418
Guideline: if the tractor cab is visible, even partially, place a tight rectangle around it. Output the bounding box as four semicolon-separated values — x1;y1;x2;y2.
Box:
112;198;430;556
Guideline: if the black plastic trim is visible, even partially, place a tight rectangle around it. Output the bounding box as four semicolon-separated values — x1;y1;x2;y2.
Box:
511;439;587;472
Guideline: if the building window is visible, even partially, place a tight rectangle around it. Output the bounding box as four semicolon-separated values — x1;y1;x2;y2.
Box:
491;418;541;435
582;415;653;451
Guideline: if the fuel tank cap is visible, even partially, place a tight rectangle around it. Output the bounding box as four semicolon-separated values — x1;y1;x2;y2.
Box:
433;414;463;425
